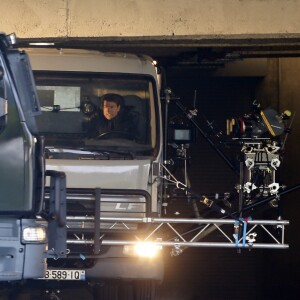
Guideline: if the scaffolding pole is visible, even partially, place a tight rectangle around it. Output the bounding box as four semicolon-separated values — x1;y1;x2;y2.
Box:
65;217;289;251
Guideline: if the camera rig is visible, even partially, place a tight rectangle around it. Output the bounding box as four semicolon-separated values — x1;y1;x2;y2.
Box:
168;95;295;206
154;88;299;253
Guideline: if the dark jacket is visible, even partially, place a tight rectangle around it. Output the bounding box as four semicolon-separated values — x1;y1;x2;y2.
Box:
90;107;140;140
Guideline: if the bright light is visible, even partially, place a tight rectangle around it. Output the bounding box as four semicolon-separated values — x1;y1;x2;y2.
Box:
7;33;16;45
22;226;47;243
123;242;162;258
28;42;55;46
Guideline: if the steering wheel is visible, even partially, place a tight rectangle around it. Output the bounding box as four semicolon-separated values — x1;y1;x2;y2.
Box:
97;131;135;140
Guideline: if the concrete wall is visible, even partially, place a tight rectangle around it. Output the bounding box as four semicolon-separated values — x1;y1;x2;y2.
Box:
1;0;300;38
277;58;300;183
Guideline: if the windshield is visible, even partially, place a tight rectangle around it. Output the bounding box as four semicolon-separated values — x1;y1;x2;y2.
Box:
34;72;158;157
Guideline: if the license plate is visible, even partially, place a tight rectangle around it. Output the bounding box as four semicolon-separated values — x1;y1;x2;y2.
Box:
42;269;85;280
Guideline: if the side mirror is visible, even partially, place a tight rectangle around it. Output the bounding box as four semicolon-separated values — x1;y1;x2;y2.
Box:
0;95;7;134
0;66;7;117
0;66;7;131
81;99;96;116
0;97;7;117
0;65;7;117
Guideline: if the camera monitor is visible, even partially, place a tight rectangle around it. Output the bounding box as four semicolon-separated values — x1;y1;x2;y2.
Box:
169;126;195;144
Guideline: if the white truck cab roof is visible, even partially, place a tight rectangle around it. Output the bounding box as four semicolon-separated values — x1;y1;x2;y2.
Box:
24;48;157;77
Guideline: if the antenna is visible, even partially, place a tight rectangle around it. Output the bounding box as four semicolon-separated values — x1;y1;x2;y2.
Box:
193;90;197;108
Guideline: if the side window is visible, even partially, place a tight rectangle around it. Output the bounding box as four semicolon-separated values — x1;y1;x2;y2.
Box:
0;64;7;134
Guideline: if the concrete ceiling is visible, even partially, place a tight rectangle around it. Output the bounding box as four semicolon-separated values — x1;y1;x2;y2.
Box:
17;34;300;69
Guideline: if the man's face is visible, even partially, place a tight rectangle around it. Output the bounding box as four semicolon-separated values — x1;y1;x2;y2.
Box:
102;100;120;120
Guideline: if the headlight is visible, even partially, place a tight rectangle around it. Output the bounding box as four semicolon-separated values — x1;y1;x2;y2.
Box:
22;226;47;243
123;242;162;258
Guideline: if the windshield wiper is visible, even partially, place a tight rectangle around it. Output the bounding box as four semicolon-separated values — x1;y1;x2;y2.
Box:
83;148;136;160
45;147;135;160
45;148;109;160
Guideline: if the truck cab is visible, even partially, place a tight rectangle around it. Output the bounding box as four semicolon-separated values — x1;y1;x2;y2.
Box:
0;33;48;281
25;48;164;286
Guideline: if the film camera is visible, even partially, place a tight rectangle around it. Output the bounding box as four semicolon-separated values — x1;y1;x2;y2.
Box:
226;102;291;139
226;102;292;201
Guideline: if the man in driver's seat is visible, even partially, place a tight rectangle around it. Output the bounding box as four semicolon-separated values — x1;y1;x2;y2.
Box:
91;93;140;140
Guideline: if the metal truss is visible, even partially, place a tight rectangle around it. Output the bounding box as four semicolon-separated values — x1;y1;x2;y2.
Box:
66;216;289;253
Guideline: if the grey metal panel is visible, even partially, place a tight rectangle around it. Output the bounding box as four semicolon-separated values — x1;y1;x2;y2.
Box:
0;219;47;280
23;243;47;279
0;120;26;212
0;219;24;281
0;50;39;213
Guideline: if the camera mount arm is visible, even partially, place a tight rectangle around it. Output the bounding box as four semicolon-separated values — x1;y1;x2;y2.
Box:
175;100;239;176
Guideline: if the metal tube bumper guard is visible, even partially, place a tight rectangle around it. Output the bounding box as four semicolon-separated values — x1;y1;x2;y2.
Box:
44;187;153;255
44;188;164;281
62;188;152;248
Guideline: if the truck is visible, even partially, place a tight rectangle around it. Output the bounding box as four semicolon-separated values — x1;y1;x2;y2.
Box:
0;32;165;299
0;30;165;299
25;47;165;299
0;32;67;286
